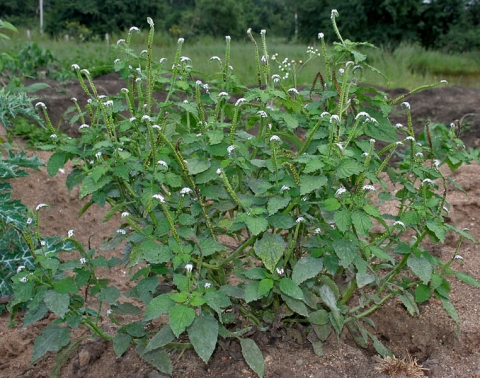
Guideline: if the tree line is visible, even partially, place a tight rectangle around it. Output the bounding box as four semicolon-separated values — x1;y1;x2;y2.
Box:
1;0;480;51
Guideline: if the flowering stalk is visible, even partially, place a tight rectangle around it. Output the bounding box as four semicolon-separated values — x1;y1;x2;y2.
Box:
166;38;184;103
375;143;399;177
247;29;262;87
195;81;207;128
223;35;231;84
260;29;270;86
146;18;155;114
330;10;344;45
71;98;85;125
282;162;300;186
218;168;249;213
318;33;332;82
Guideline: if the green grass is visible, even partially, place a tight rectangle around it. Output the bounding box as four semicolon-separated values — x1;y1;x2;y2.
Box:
3;27;480;89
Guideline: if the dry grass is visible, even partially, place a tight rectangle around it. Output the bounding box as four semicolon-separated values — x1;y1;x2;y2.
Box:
375;352;428;377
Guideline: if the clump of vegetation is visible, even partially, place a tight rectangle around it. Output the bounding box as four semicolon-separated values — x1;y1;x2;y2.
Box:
2;11;479;377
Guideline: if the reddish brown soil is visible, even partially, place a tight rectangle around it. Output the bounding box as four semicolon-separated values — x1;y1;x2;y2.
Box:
1;75;480;377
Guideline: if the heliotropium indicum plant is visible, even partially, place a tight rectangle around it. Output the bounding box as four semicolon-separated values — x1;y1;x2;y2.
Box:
8;11;479;377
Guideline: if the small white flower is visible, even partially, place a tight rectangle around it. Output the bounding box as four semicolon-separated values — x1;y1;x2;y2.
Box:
318;32;324;39
71;64;80;70
433;160;440;168
26;217;33;225
422;178;435;185
261;29;266;35
442;206;449;214
362;185;376;192
235;98;246;107
281;185;290;192
369;138;376;143
142;115;151;122
129;116;136;122
257;110;268;118
362;152;369;157
338;68;345;75
178;37;184;43
71;97;77;102
17;266;25;273
195;80;202;86
159;58;166;64
270;135;281;143
183;99;189;104
117;39;125;45
114;59;120;64
104;100;114;107
395;141;404;146
136;77;142;82
314;228;322;234
40;241;46;246
185;263;193;272
106;309;112;315
218;92;229;98
217;168;222;175
80;257;87;265
153;194;165;203
50;134;57;139
152;124;161;130
121;212;130;218
79;124;89;130
276;267;284;275
330;115;340;123
36;204;48;211
80;69;90;76
335;142;344;151
20;277;28;283
405;136;415;142
225;36;231;41
320;111;330;118
95;151;102;160
116;229;126;235
227;145;236;155
68;229;74;238
120;88;129;94
462;227;470;231
345;61;354;67
331;9;339;18
180;56;191;62
415;152;423;157
210;56;221;62
272;74;281;83
402;101;411;109
335;187;347;196
440;79;448;84
204;282;212;289
129;26;140;33
203;84;209;92
395;123;403;128
288;88;299;94
35;102;47;109
355;112;370;120
392;221;405;228
180;187;193;196
296;217;305;223
454;255;464;260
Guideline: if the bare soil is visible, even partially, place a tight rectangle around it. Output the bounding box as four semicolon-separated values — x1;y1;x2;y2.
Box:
1;75;480;377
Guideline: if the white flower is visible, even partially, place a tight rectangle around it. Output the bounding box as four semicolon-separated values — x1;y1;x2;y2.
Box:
335;142;344;151
257;110;268;118
40;241;46;246
217;168;222;175
355;112;370;120
270;135;281;143
50;134;57;139
362;185;376;192
95;151;102;160
79;124;89;130
180;187;193;196
369;138;376;143
272;74;281;83
180;56;191;62
402;101;411;109
17;266;25;273
142;115;151;122
276;267;284;275
321;111;330;118
152;124;161;130
338;68;345;75
159;58;166;64
36;203;48;211
235;98;246;107
296;217;305;223
183;99;189;104
204;282;212;289
405;136;415;142
440;79;448;84
20;277;28;283
104;100;114;107
218;92;229;98
362;152;369;157
442;206;449;214
288;88;299;94
114;59;120;64
26;217;33;225
433;160;440;168
79;257;87;265
415;152;423;157
281;185;290;192
335;187;347;196
117;39;125;45
129;26;140;33
35;102;47;109
392;221;405;228
395;141;404;146
71;97;77;102
68;229;74;238
331;9;339;18
116;229;126;235
318;32;324;39
121;212;130;218
395;123;403;128
157;158;168;168
153;194;165;203
106;309;112;315
195;80;202;86
454;255;464;260
314;228;322;234
178;38;184;43
209;56;221;62
71;64;80;70
227;145;236;155
185;263;193;272
330;115;340;123
225;36;231;41
80;69;90;76
260;29;266;35
422;178;435;185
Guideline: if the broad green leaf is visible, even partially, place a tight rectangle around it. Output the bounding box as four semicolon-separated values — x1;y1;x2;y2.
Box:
113;333;132;357
254;233;285;273
23;302;49;327
364;110;397;142
267;196;290;215
110;302;142;315
308;309;329;325
188;314;218;363
32;324;70;362
300;175;327;195
240;338;264;378
426;221;446;242
79;175;110;199
455;272;480;287
337;160;363;179
321;198;340;211
187;159;211;175
258;278;274;297
145;325;175;353
244;281;261;303
292;256;323;285
44;290;70;318
334;209;352;233
169;304;196;337
332;239;357;267
99;286;121;304
407;255;433;284
398;292;419;316
139;240;172;264
439;296;459;327
281;294;309;316
136;344;173;376
318;285;339;312
268;213;296;229
351;210;372;236
47;152;66;177
369;246;394;263
53;277;78;294
144;294;175;321
244;215;269;235
369;333;392;357
363;205;382;218
279;278;304;300
356;272;375;288
415;284;431;303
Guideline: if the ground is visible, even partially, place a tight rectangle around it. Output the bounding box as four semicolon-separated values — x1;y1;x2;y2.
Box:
1;75;480;377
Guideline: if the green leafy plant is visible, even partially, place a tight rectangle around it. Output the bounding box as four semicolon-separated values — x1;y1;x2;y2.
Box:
8;11;480;377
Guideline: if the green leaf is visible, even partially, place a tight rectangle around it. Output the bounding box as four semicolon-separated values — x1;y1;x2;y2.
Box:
300;175;327;195
145;325;175;353
47;152;66;177
267;196;290;215
140;240;172;264
398;292;419;316
337;160;363;179
407;255;433;284
258;278;274;297
32;324;70;362
308;309;330;325
188;314;218;363
187;159;211;175
318;285;339;312
363;205;382;218
426;221;446;242
53;277;78;294
351;210;372;236
244;281;261;303
369;246;394;263
334;209;352;233
281;294;309;316
415;284;431;303
455;272;480;287
254;233;285;273
79;175;110;199
439;296;459;326
113;333;132;357
99;286;121;304
240;338;265;378
136;344;173;376
44;290;70;318
292;256;323;285
279;278;304;300
332;239;357;267
169;304;196;337
144;294;175;321
244;215;268;236
364;110;397;142
110;302;142;315
369;333;392;357
321;198;340;211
